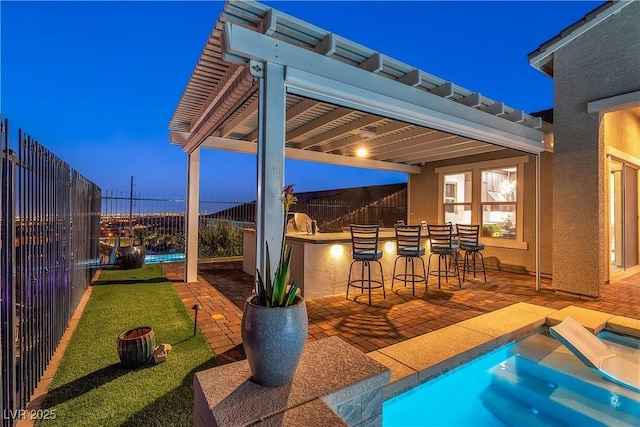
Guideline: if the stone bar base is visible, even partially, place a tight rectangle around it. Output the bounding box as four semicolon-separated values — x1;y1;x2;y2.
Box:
194;336;390;427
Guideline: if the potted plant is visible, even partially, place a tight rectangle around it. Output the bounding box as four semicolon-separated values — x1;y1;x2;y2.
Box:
115;226;146;269
241;185;308;387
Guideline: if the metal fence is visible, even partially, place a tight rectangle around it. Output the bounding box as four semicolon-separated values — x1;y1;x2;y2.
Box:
100;187;407;263
100;191;256;261
308;191;407;231
1;117;101;425
205;191;407;232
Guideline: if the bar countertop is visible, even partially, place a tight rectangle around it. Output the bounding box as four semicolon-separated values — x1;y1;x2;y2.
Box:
243;228;398;245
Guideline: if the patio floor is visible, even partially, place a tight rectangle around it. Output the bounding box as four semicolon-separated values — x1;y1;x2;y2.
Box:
163;261;639;364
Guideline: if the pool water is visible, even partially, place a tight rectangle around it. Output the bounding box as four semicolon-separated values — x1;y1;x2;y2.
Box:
383;330;640;426
144;252;185;264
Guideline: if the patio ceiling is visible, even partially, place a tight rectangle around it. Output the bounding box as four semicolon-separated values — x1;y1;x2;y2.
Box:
169;0;548;174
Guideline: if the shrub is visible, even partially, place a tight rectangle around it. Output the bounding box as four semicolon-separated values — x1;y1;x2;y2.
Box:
198;220;243;258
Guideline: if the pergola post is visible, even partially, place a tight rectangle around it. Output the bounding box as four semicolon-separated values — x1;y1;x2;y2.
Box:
185;147;200;283
255;61;286;282
536;152;541;291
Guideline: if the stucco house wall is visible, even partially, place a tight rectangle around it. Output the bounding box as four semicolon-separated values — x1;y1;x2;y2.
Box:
552;1;640;297
408;148;553;276
605;109;640;157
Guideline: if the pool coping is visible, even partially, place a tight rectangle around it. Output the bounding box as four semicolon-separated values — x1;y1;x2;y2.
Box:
191;302;639;426
367;303;640;400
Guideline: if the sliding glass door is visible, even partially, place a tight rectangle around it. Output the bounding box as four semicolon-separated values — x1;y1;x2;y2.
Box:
610;158;639;273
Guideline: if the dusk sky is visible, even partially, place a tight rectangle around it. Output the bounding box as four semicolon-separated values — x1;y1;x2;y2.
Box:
2;1;602;201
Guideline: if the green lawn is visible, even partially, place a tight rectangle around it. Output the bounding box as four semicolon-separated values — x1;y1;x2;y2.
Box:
39;264;216;426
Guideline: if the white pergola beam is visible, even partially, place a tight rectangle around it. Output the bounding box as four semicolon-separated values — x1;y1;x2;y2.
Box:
411;143;504;164
373;131;460;160
313;33;336;56
321;125;430;153
223;22;545;153
522;116;543;129
363;120;414;139
198;136;421;174
481;102;505;116
398;69;421;87
246;98;321;142
457;92;482;108
220;96;259;137
359;53;383;73
189;65;242;134
259;8;276;35
504;110;525;123
170;131;190;145
286;98;318;121
384;136;475;163
184;66;256;153
287;107;352;142
323;134;362;154
429;82;454;98
296;114;383;149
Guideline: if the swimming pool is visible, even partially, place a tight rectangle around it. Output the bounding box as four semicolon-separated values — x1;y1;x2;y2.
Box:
383;330;640;426
144;252;185;264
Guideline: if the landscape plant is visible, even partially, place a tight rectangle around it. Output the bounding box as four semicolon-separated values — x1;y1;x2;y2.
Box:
255;185;300;307
198;220;243;258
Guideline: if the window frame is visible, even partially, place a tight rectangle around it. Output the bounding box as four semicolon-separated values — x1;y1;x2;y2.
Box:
436;156;529;250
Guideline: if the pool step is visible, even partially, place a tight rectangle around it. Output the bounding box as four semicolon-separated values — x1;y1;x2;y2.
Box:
479;386;566;427
512;354;640;418
483;355;639;427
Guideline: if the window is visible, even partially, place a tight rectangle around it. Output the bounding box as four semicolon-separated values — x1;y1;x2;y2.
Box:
436;157;528;249
443;172;471;224
481;168;517;239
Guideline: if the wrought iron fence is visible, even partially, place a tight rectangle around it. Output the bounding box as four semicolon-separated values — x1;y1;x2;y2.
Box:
100;191;256;261
313;191;407;231
1;117;101;425
100;186;407;263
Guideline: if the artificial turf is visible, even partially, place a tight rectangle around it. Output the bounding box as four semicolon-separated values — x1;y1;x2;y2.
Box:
38;264;216;426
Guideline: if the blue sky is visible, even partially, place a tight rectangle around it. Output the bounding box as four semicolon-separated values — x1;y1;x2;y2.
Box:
2;1;602;200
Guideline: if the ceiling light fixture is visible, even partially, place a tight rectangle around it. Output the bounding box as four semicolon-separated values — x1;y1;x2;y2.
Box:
356;147;368;157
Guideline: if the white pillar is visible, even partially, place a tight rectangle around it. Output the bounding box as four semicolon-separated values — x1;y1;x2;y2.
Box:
536;152;541;291
185;147;200;283
255;61;286;283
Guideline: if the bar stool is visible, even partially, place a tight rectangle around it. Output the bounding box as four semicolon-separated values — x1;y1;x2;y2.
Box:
391;224;427;296
347;224;385;305
426;223;461;289
456;224;486;282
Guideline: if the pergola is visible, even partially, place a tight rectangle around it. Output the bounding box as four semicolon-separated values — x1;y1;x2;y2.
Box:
169;0;547;288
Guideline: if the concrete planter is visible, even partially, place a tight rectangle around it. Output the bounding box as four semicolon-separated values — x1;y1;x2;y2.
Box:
241;295;308;387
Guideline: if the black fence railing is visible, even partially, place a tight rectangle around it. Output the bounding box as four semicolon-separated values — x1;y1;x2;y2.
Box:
205;191;407;233
1;117;101;425
100;192;256;261
313;191;407;231
100;187;407;263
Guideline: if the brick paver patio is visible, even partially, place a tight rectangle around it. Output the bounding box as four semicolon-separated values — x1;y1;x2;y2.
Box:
163;261;639;364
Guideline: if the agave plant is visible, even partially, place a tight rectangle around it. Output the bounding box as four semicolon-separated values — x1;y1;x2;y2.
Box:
255;185;301;307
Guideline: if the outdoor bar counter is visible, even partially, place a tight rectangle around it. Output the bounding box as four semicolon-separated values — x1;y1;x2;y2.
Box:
243;228;420;299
